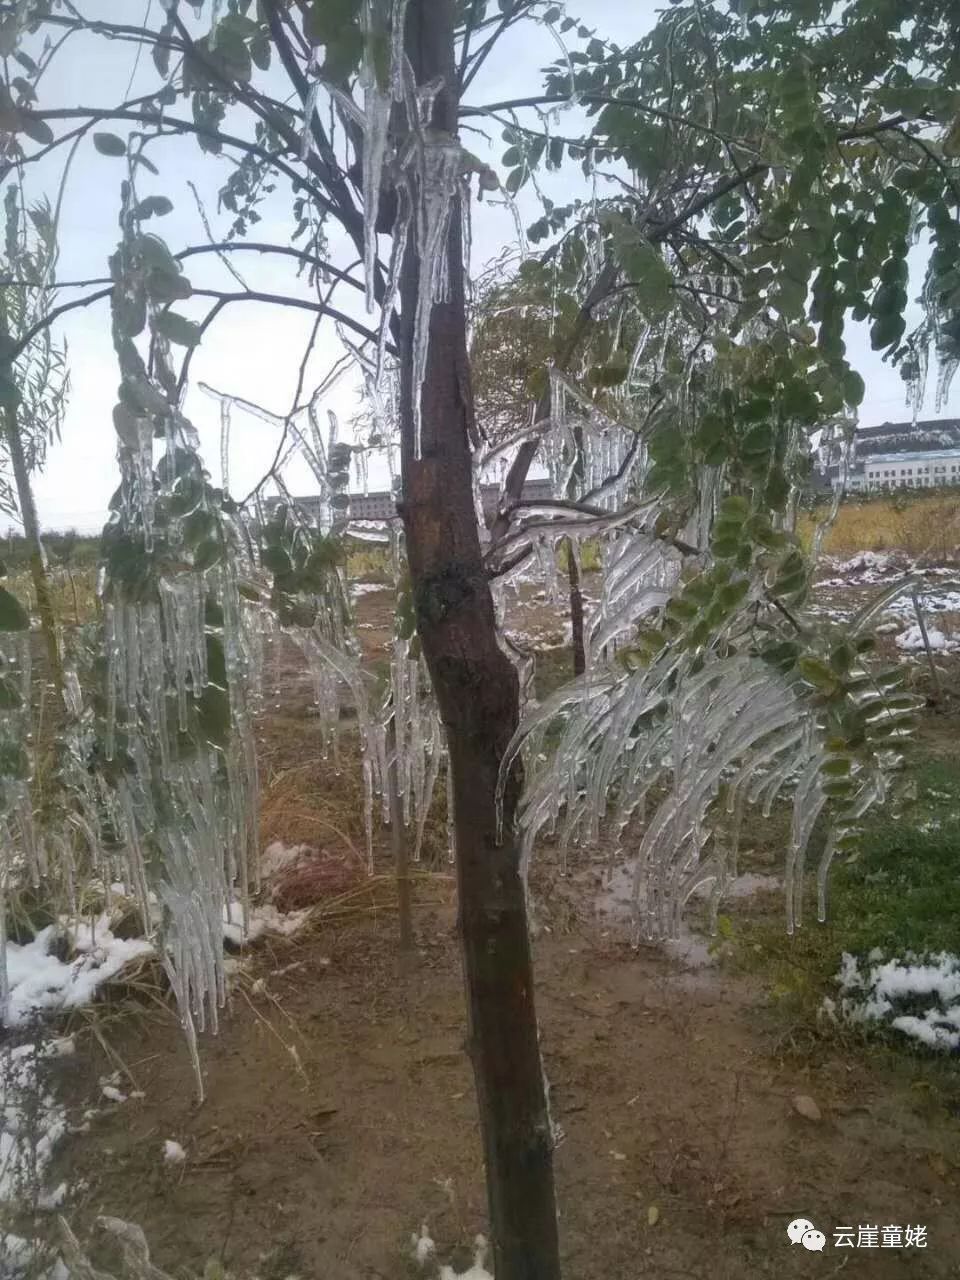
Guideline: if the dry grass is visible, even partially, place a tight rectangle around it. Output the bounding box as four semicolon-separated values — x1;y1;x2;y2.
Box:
802;490;960;558
8;566;99;627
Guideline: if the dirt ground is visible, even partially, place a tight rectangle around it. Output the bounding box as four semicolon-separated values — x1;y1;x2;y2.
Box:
52;903;960;1279
48;576;960;1280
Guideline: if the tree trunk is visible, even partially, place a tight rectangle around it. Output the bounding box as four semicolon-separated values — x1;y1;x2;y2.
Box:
565;538;586;677
398;4;561;1277
3;405;63;697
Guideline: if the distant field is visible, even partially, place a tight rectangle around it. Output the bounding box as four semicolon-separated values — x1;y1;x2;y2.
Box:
802;489;960;558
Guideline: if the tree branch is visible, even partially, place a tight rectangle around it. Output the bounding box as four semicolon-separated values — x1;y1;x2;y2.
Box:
175;242;366;294
189;288;391;352
28;106;342;221
259;0;366;247
9;286;113;361
462;94;764;150
460;2;537;94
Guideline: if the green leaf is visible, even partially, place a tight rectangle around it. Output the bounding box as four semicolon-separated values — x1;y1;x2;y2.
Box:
197;685;230;747
182;507;215;546
0;586;29;631
93;132;127;157
261;545;292;576
505;167;525;195
194;539;223;572
205;632;227;688
134;195;174;219
20;113;53;146
797;656;838;692
869;312;905;350
250;31;271;71
842;369;865;406
153;310;201;347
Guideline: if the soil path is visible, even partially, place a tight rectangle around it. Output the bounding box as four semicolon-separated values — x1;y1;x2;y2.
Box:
55;907;960;1279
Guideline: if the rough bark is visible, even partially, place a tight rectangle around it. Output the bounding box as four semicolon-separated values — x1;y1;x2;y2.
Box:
3;405;63;696
398;3;561;1276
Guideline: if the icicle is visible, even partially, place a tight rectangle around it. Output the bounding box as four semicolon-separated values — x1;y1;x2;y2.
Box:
409;135;463;457
445;761;455;863
219;397;231;494
360;74;392;312
301;69;322;161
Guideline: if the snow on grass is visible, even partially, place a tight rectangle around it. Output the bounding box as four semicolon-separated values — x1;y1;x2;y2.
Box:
221;901;310;946
0;1039;70;1207
0;876;309;1275
817;551;907;585
3;923;153;1029
440;1236;492;1280
833;952;960;1050
896;623;960;653
5;890;308;1031
412;1228;492;1279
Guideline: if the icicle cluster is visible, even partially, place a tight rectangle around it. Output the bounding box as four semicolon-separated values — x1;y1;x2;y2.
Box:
495;321;916;940
76;172;266;1094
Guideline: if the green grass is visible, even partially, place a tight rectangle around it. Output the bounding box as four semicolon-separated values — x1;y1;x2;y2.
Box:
828;759;960;958
730;757;960;1040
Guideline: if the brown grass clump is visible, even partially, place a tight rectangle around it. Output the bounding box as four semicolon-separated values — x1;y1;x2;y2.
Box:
270;846;364;911
257;713;372;855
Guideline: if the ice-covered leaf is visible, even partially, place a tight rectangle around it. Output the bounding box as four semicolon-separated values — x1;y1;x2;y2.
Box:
153;310;201;347
93;131;127;156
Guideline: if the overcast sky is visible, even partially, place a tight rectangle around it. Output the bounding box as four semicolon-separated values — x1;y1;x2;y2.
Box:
12;0;954;533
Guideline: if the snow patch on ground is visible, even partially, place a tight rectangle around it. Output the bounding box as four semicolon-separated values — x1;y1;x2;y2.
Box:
221;901;310;946
896;624;960;653
440;1237;492;1280
0;865;309;1275
3;924;152;1029
0;1038;71;1207
162;1139;186;1165
818;551;909;586
4;894;308;1030
832;951;960;1050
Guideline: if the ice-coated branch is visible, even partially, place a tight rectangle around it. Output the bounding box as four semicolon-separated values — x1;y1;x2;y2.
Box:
175;242;367;296
459;1;539;94
461;94;765;151
188;287;388;351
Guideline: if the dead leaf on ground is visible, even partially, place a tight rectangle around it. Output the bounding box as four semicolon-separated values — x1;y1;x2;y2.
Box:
792;1094;822;1122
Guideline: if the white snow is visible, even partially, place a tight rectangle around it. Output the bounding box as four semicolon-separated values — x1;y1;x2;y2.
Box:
162;1139;186;1165
3;924;153;1029
221;901;310;946
896;624;960;653
817;551;912;586
0;1039;70;1209
350;581;389;597
834;951;960;1050
412;1223;436;1266
260;841;308;880
439;1236;493;1280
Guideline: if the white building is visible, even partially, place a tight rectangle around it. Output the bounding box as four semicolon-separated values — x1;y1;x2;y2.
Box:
848;448;960;493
